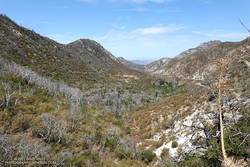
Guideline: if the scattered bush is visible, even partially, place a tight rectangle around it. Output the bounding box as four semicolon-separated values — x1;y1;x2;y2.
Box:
171;141;178;148
33;113;68;144
179;156;209;167
105;137;118;151
163;120;174;129
161;148;170;160
71;151;100;167
115;149;133;160
0;135;56;164
0;83;19;113
12;115;31;132
0;58;83;105
140;150;156;164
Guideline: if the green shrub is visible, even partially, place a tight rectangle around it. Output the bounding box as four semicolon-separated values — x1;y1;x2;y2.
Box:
203;113;250;166
140;150;156;164
105;137;118;151
71;151;100;167
163;160;176;167
94;130;103;144
115;149;133;160
179;156;209;167
163;120;174;129
224;114;250;156
171;141;178;148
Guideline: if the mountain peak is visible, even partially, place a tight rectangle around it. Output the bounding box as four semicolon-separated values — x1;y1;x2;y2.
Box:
175;40;222;59
68;38;99;46
0;14;19;29
197;40;222;49
0;14;10;21
66;38;126;71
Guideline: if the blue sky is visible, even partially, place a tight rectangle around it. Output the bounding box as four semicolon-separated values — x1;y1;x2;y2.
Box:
0;0;249;61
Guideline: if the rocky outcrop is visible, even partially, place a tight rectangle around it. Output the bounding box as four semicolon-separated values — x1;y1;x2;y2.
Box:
139;95;249;162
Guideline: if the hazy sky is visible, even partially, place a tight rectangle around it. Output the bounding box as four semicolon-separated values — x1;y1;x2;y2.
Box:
0;0;250;60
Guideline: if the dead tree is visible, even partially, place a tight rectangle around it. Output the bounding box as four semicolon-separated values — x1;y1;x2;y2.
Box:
215;59;229;160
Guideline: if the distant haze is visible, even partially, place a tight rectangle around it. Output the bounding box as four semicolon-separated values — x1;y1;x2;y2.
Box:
131;59;154;65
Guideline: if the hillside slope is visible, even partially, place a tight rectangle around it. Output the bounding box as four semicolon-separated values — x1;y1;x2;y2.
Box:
129;37;250;166
145;58;172;74
0;14;145;87
144;41;221;76
0;14;171;114
157;40;246;81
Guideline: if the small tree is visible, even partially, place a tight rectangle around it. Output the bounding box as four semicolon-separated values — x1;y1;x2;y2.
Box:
215;59;229;161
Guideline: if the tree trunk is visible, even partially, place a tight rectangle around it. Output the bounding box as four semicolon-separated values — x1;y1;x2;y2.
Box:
217;74;227;160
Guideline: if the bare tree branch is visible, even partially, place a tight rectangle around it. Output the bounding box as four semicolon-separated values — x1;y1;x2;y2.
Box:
239;19;250;34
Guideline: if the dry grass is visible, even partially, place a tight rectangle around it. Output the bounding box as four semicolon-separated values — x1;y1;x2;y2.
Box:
222;157;248;167
129;91;206;141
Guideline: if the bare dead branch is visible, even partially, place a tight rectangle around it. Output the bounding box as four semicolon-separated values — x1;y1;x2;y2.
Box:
239;134;250;147
239;19;250;34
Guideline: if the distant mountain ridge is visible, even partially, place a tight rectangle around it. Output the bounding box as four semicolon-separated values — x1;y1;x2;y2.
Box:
131;59;154;65
147;40;245;80
144;40;222;75
118;41;222;75
176;40;221;59
117;57;145;72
